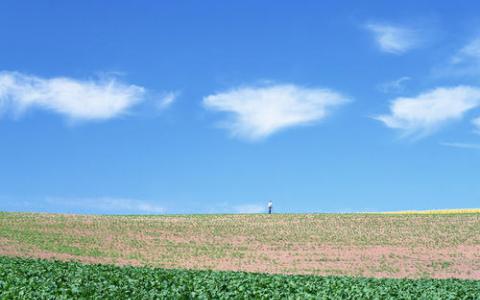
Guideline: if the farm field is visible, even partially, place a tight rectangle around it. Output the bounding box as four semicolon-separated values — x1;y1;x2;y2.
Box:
1;211;480;279
2;256;480;299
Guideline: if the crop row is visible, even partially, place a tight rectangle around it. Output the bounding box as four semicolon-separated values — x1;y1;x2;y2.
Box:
0;256;479;299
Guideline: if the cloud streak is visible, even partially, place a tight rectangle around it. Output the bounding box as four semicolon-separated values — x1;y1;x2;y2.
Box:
366;22;421;54
203;84;349;140
0;71;145;121
440;142;480;150
157;91;179;110
473;117;480;132
45;197;165;214
233;204;265;214
452;37;480;64
440;37;480;78
378;76;411;94
375;86;480;138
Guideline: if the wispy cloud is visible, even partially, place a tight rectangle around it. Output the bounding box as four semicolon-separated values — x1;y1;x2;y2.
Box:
433;37;480;78
365;22;421;54
440;142;480;150
203;84;349;141
378;76;411;93
233;204;265;214
156;91;179;110
0;71;145;121
473;117;480;132
451;37;480;64
375;86;480;138
45;197;165;214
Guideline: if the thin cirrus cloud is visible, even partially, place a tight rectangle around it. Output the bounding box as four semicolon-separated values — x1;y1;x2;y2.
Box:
0;71;146;121
203;84;349;141
435;37;480;78
375;86;480;138
233;203;265;214
440;142;480;150
156;91;179;110
365;22;421;54
45;197;166;214
473;117;480;132
378;76;411;94
451;37;480;64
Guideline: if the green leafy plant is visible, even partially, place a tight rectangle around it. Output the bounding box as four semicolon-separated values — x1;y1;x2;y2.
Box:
1;256;479;299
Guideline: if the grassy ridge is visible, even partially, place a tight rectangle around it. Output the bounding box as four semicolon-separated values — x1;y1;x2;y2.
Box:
0;256;479;299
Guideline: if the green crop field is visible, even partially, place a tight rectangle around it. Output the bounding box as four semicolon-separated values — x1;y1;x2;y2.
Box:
1;256;479;299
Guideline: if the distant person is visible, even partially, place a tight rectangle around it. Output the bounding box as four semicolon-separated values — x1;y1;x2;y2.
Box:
268;201;273;214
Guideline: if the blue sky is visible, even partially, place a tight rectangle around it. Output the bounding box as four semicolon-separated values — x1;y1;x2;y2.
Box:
1;1;480;214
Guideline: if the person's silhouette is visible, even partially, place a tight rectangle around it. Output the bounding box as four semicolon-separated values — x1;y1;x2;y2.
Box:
268;201;273;214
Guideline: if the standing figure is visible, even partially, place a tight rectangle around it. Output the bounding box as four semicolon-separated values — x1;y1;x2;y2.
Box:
268;201;273;214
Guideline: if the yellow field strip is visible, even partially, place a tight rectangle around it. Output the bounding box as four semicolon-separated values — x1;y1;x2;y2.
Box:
377;208;480;215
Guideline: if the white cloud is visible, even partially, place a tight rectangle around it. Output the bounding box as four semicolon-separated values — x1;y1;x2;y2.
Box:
366;23;420;54
203;84;349;140
473;117;480;132
452;38;480;64
46;197;165;214
157;91;178;110
440;142;480;150
0;71;145;121
378;76;411;93
376;86;480;137
436;37;480;78
233;204;265;214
